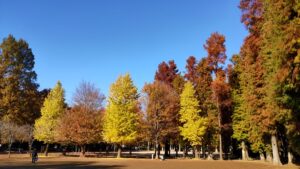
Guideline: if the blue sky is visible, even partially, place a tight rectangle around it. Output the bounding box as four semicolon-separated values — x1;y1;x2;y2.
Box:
0;0;247;104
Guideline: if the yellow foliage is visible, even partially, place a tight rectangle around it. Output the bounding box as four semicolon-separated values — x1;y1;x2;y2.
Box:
34;81;65;143
179;81;208;146
103;74;139;145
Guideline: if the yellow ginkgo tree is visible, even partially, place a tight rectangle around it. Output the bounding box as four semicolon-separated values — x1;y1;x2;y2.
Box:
179;81;208;159
102;74;139;158
34;81;65;156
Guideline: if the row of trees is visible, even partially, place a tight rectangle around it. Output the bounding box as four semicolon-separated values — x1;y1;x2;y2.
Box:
230;0;300;165
0;0;299;165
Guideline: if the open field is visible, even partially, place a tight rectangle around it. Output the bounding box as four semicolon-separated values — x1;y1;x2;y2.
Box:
0;156;299;169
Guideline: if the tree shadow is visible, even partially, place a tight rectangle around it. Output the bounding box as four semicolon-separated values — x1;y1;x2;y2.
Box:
0;161;125;169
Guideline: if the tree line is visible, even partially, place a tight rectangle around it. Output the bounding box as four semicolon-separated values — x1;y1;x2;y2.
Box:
0;0;299;165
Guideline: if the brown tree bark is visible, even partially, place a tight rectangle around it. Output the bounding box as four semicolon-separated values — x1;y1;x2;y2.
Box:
44;143;49;157
117;145;122;158
241;141;249;160
271;135;282;165
80;145;86;157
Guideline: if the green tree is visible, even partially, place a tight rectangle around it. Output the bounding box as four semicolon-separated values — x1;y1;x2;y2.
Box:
0;35;40;125
230;55;251;160
34;81;65;156
179;81;207;158
260;0;300;164
236;0;269;161
102;74;139;158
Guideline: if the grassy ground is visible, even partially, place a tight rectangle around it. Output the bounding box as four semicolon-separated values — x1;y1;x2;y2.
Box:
0;156;299;169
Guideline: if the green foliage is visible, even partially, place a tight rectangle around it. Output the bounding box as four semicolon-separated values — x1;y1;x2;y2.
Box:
103;74;139;145
179;81;207;146
34;81;65;144
261;0;300;154
230;55;250;142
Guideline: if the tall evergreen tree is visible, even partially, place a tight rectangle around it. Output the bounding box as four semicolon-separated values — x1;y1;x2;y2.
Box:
102;74;139;158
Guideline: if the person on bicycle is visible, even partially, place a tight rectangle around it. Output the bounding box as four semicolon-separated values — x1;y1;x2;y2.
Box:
32;148;38;164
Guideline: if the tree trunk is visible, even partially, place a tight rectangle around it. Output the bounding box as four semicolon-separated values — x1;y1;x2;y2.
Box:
271;135;282;165
288;151;293;164
219;131;223;160
266;151;272;162
164;139;170;158
8;143;12;158
147;141;150;151
260;153;265;161
183;144;187;158
155;138;159;159
80;145;86;157
241;141;248;160
217;99;223;160
194;146;199;159
117;145;122;158
175;144;179;158
8;134;13;158
207;144;213;160
155;144;159;159
129;145;132;157
28;140;33;157
105;145;109;156
201;145;205;159
44;143;49;156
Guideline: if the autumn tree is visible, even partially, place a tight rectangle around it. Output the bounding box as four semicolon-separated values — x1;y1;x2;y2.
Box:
259;0;300;164
185;56;198;83
56;81;104;157
0;35;40;125
142;81;179;159
179;81;208;158
72;81;105;111
102;74;139;158
56;107;102;157
0;117;19;158
235;0;277;163
184;56;217;158
155;60;179;87
205;32;230;160
0;116;34;158
34;81;65;156
154;60;182;157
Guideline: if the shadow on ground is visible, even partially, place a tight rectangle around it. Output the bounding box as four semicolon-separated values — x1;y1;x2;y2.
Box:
0;161;125;169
